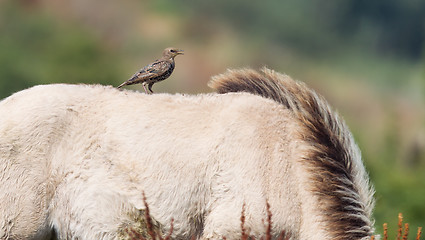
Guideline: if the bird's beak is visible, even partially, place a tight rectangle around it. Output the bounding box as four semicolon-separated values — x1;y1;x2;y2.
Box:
176;50;184;55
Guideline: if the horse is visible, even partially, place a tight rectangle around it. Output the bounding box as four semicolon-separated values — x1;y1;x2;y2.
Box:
0;68;375;239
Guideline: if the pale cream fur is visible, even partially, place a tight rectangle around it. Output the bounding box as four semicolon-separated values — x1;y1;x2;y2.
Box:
0;69;375;239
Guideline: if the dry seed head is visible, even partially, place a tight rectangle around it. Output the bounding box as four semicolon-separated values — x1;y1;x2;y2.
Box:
398;213;404;240
403;223;409;240
417;227;422;240
383;223;388;240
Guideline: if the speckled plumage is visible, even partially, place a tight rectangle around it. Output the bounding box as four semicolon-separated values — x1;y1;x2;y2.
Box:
117;47;183;93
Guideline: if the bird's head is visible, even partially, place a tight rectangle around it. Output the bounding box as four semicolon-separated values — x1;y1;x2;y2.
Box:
163;47;184;59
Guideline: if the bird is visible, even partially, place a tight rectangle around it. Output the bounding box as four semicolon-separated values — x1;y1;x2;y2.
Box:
117;47;184;94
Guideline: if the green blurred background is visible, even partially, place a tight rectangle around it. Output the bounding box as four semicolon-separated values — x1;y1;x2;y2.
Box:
1;0;424;237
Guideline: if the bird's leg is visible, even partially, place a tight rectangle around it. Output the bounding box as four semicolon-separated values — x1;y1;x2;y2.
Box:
142;82;149;94
148;83;154;94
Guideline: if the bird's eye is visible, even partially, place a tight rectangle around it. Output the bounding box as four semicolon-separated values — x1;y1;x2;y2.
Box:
170;49;176;52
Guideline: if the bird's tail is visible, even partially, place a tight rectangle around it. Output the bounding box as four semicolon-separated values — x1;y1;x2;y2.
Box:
208;67;375;239
117;82;126;89
117;75;138;89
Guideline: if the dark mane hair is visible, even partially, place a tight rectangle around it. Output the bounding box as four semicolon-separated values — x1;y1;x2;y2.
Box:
209;67;375;239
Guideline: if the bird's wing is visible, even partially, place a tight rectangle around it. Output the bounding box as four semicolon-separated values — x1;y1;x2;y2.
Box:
129;60;171;81
144;60;171;75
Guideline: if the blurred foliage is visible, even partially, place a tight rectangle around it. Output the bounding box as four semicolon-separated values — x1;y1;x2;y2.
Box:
0;0;424;235
168;0;425;60
0;1;122;98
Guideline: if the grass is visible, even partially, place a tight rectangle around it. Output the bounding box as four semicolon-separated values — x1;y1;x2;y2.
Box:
120;193;290;240
381;213;422;240
118;195;422;240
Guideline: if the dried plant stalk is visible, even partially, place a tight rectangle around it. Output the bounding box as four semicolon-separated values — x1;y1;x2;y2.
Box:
383;223;388;240
397;213;403;240
417;227;423;240
125;227;145;240
240;203;249;240
142;192;157;240
163;219;174;240
265;201;272;240
402;223;409;240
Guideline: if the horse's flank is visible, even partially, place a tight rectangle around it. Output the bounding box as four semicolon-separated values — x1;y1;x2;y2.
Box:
0;68;374;239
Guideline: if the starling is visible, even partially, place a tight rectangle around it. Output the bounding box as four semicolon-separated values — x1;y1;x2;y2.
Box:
117;47;184;94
